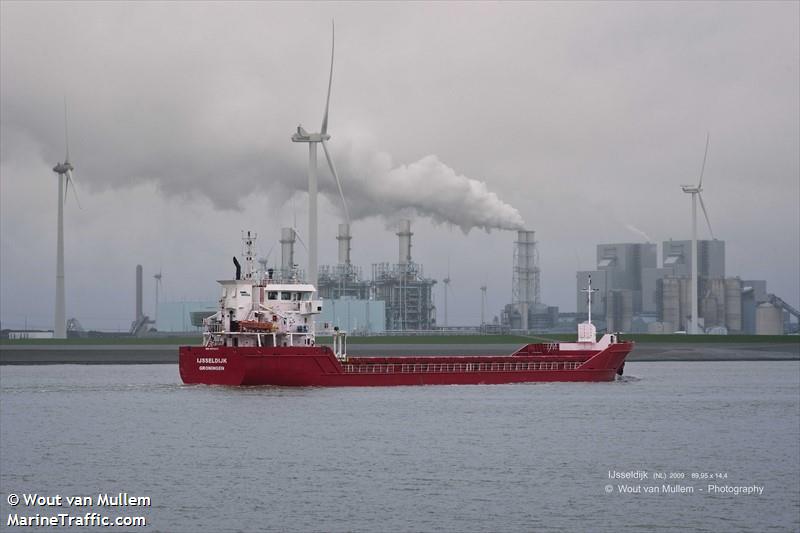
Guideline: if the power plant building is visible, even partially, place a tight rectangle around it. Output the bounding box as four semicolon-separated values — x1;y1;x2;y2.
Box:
576;243;657;329
370;220;436;331
577;238;798;334
661;239;725;278
319;298;386;334
155;301;218;332
500;230;559;332
318;224;371;300
317;220;436;332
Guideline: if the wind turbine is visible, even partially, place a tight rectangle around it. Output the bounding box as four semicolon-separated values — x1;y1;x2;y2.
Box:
153;271;162;325
51;101;79;339
681;133;715;334
480;284;487;327
291;20;350;289
442;259;451;328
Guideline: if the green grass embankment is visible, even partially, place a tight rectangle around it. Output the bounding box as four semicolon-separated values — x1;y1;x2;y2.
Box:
1;333;796;346
324;334;798;344
0;336;201;346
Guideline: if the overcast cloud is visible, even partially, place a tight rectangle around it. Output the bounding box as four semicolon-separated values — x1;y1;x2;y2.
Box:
1;1;798;330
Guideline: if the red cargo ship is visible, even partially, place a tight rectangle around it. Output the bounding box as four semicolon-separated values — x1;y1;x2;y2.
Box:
179;234;632;386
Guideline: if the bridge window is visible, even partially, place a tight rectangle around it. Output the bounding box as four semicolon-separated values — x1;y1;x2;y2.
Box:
281;292;291;300
267;292;277;300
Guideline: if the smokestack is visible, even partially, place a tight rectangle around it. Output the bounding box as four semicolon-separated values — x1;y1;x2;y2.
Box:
280;227;296;276
513;230;537;332
337;223;352;265
397;219;412;265
135;264;143;320
233;257;241;280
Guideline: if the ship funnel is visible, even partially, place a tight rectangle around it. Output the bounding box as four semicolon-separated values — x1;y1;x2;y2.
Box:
397;219;412;265
337;223;351;265
280;227;296;279
233;256;241;280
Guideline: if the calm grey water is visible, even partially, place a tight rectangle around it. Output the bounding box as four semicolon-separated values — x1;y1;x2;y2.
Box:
1;361;798;533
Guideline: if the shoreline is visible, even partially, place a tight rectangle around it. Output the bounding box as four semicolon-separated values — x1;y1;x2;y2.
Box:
1;342;797;365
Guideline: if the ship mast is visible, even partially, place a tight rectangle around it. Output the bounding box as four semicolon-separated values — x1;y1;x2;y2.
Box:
581;275;599;327
242;231;257;280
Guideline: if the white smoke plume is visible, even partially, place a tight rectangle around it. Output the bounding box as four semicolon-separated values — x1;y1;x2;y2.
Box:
306;141;526;232
625;224;652;242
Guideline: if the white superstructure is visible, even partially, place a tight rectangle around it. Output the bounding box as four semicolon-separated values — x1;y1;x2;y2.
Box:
203;232;323;348
560;274;618;351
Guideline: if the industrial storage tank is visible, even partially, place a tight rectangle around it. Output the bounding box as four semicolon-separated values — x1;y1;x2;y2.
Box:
755;303;783;335
658;278;681;331
724;278;742;333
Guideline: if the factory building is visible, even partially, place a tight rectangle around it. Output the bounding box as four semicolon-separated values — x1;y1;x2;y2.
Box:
740;281;799;335
500;230;559;332
662;239;725;278
318;224;371;300
319;298;386;335
655;276;742;333
576;243;657;329
577;238;798;334
155;301;218;332
317;220;436;332
370;220;437;331
641;239;725;315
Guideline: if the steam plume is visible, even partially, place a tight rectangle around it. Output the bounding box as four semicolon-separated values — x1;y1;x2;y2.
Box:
307;143;525;232
625;224;652;242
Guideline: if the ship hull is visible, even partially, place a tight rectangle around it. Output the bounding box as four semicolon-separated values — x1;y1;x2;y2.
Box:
179;342;633;386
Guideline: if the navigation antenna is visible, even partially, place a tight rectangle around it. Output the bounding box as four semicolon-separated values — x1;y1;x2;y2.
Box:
578;275;600;343
581;275;600;326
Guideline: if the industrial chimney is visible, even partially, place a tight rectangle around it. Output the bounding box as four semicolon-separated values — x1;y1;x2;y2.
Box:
280;227;296;278
135;264;143;321
397;219;413;266
337;223;352;266
512;230;539;332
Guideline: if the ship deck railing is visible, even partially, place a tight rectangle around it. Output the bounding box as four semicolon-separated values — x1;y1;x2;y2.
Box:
341;361;583;374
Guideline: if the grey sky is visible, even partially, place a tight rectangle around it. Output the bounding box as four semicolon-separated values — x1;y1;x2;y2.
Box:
1;1;798;330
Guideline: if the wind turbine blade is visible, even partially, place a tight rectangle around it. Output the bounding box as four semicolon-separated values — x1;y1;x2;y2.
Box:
698;193;714;239
65;169;82;209
320;20;334;135
321;139;350;225
293;230;308;252
697;132;709;188
264;243;276;262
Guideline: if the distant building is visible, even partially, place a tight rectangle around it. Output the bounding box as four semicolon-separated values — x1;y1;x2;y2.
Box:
577;242;657;321
661;239;725;278
741;280;768;334
318;220;437;332
371;262;436;331
8;330;53;340
501;302;559;331
319;298;386;334
156;301;218;332
575;239;759;334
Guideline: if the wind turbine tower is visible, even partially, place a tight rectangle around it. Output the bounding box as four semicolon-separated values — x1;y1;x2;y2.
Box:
153;271;162;325
442;263;451;328
681;133;715;334
480;284;487;326
51;103;79;339
291;21;350;289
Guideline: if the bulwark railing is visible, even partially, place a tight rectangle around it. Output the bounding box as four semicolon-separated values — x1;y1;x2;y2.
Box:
341;361;583;374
